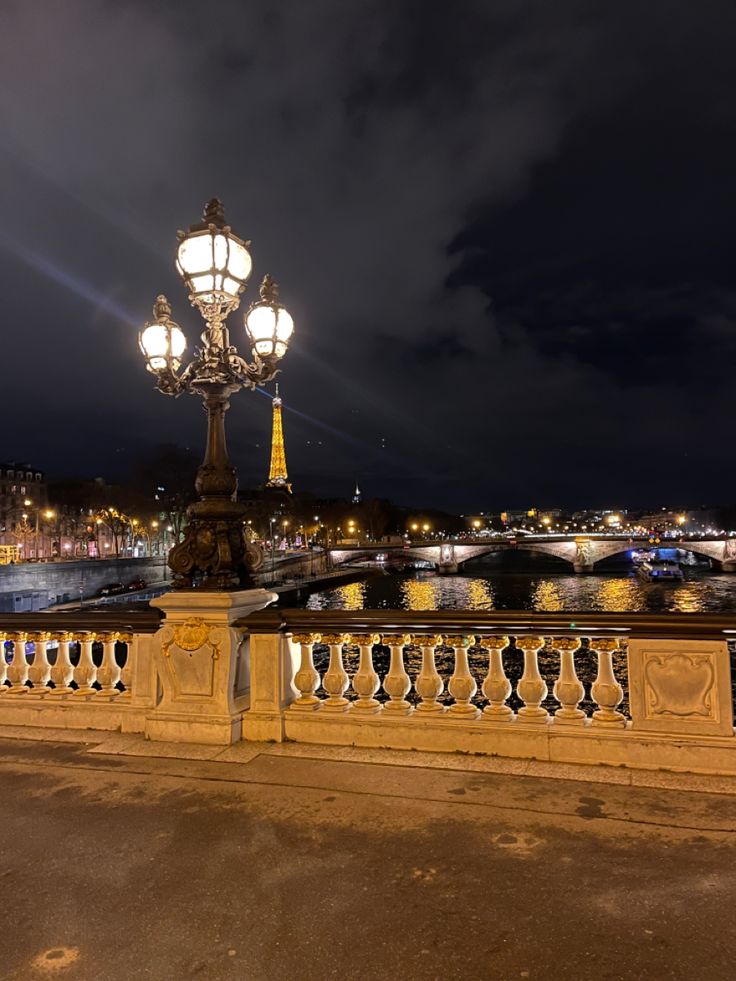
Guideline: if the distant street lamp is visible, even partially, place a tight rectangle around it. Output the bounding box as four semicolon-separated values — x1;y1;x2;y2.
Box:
139;199;295;588
18;500;55;559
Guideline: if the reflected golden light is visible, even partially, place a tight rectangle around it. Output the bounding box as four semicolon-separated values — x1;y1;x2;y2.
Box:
466;578;494;610
531;581;563;611
333;581;366;610
593;578;643;612
671;585;703;613
401;578;439;610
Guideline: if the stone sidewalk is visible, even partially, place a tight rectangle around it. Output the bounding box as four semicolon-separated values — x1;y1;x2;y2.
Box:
2;730;736;981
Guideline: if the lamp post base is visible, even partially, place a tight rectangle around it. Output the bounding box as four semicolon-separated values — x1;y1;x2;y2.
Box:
168;500;263;590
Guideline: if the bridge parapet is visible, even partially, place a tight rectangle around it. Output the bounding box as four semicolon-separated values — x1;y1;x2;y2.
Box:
243;608;736;775
2;602;736;777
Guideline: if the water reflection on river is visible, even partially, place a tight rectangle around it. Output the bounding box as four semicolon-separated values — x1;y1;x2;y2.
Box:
305;569;736;613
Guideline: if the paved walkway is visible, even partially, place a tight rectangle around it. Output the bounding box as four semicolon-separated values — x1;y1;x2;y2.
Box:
2;730;736;981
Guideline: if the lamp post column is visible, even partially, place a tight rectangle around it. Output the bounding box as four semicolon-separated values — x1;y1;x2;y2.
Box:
168;384;252;591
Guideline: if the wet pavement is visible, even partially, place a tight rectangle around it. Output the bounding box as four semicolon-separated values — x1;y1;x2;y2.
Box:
1;731;736;980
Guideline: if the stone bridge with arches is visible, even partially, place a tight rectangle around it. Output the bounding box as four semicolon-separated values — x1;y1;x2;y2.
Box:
329;536;736;575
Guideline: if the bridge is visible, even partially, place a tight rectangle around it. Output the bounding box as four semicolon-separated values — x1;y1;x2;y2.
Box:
328;535;736;574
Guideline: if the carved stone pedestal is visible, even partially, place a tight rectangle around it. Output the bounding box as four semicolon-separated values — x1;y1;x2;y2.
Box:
145;588;276;745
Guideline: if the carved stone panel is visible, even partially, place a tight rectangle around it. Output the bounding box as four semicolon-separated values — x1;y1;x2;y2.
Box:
628;639;733;736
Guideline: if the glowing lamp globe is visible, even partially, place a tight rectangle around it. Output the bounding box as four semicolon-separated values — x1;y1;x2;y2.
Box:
245;274;294;360
175;198;252;307
139;295;186;373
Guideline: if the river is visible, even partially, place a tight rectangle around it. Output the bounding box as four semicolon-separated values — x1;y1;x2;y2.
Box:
304;561;736;613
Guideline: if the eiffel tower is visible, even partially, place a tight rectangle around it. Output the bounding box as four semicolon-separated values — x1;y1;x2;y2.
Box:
265;384;292;492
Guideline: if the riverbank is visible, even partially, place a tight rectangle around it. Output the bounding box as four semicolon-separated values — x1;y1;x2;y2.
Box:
261;567;376;604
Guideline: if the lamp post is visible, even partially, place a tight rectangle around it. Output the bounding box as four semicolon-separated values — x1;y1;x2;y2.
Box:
20;500;55;559
139;199;295;589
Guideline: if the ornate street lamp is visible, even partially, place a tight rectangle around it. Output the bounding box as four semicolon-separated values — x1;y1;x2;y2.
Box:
139;198;294;589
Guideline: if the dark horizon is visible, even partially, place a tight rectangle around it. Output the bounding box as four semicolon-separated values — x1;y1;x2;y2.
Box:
2;2;735;512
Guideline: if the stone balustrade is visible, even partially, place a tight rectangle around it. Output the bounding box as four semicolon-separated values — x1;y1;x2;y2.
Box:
242;609;736;776
1;600;736;776
0;610;160;731
282;633;632;723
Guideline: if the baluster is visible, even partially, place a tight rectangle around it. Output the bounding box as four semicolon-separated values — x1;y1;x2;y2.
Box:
351;634;381;713
117;634;133;697
49;632;74;694
73;632;98;695
447;635;479;718
553;637;586;724
6;632;30;693
381;633;413;715
481;635;512;719
414;635;444;714
97;632;122;696
321;633;350;711
0;632;8;692
28;632;52;693
591;638;625;727
516;636;549;723
291;633;322;709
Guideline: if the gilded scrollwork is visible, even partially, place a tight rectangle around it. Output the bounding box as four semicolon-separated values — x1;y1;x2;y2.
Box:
162;617;222;661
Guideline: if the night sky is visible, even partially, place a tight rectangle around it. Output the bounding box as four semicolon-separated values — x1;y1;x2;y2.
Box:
2;2;735;512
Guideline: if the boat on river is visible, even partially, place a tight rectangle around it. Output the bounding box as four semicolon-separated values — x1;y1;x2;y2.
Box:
636;558;684;583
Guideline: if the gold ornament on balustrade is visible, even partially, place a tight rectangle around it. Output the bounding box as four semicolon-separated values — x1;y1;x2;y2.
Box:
292;633;322;646
445;635;472;648
351;633;381;646
592;638;620;652
321;633;350;646
163;617;221;660
481;635;509;650
417;634;443;648
381;634;413;646
555;637;582;652
517;635;544;650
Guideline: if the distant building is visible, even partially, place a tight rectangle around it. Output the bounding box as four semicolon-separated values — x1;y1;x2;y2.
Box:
352;481;362;504
0;462;48;553
265;385;292;493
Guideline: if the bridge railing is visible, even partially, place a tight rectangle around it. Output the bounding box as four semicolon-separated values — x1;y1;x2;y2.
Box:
0;609;161;732
2;604;736;777
241;609;736;776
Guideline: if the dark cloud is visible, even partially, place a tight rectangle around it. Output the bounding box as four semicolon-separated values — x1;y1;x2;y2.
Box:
0;1;734;509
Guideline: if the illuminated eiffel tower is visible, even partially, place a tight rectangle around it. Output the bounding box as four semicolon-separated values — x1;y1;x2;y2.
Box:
265;383;292;492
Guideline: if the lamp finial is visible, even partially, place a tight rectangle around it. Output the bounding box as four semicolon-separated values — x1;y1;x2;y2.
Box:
203;198;226;228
